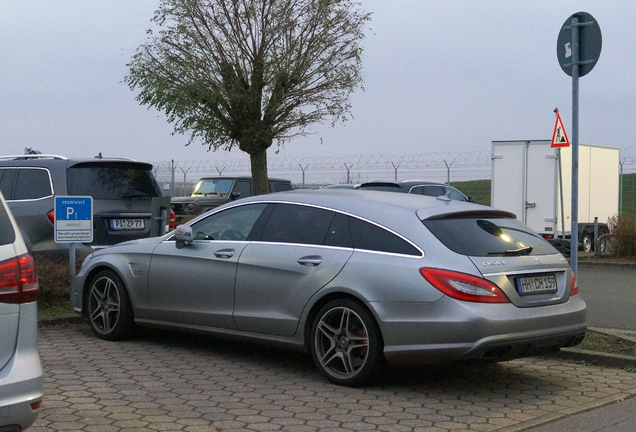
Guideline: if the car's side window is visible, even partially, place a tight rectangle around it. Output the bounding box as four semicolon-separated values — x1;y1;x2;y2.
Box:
13;168;53;200
409;186;424;195
324;213;353;248
0;169;15;199
419;185;447;198
349;216;421;256
190;203;267;241
445;188;467;201
260;204;335;246
234;180;251;198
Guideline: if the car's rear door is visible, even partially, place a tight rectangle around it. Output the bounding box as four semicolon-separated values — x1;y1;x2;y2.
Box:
233;203;353;336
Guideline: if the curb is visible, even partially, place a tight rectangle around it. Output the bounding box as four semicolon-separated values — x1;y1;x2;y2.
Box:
549;347;636;369
38;314;85;326
578;260;636;269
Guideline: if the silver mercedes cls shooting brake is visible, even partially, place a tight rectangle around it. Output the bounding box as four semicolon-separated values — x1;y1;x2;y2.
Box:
73;189;586;386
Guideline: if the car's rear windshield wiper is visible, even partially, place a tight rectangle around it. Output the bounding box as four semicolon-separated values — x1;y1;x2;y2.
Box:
488;246;533;256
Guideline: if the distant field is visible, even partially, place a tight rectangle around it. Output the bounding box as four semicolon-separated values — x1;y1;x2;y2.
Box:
451;174;635;216
450;180;491;206
621;173;636;216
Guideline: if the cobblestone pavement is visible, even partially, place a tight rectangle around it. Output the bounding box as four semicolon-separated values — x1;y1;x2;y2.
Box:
32;322;636;432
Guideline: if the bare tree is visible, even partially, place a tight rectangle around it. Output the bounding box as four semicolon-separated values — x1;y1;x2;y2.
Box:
126;0;371;195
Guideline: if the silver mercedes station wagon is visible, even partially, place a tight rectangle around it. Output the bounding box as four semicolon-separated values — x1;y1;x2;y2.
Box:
73;189;586;386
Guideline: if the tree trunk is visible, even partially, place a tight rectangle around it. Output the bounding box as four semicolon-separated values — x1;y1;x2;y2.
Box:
250;147;269;195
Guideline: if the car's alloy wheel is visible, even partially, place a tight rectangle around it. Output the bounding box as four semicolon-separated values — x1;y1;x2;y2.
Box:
87;270;134;341
582;233;593;252
310;299;383;386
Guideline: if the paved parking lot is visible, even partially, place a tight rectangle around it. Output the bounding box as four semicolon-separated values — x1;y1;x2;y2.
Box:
33;322;636;432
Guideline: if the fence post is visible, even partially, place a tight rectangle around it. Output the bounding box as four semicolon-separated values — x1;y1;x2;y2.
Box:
391;162;400;181
344;163;353;184
444;160;453;184
170;160;176;197
180;167;190;197
299;164;308;188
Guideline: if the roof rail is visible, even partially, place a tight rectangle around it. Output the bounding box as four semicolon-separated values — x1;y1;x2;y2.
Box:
0;154;68;161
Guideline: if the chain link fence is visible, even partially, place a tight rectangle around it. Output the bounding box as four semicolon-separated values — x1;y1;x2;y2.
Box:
151;146;636;215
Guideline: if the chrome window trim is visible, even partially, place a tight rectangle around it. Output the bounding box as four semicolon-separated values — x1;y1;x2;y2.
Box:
171;199;425;258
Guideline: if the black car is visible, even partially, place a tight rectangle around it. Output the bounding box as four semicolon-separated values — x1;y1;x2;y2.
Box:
171;176;292;216
358;180;473;202
0;154;173;255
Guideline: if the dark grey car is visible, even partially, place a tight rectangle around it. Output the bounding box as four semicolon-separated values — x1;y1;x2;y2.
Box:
0;154;171;255
358;180;472;201
74;189;586;387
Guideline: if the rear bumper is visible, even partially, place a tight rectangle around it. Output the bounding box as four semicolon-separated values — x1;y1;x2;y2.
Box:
371;295;587;366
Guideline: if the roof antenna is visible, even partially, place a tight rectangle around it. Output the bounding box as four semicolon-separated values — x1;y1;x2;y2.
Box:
95;152;103;159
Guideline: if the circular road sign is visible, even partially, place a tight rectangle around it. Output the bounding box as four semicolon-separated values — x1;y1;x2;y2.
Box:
557;11;602;77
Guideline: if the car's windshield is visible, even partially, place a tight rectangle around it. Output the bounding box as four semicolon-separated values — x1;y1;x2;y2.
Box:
422;214;557;256
192;179;233;195
67;163;162;200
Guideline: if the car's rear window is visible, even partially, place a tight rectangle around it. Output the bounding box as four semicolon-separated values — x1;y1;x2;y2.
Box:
422;213;558;257
67;162;162;200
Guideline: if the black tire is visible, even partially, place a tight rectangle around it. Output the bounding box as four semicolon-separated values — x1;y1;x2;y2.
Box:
87;269;135;341
310;298;384;387
582;232;593;252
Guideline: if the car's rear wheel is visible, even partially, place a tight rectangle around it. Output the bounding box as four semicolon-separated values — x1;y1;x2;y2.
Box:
87;269;134;340
310;298;384;387
582;232;593;252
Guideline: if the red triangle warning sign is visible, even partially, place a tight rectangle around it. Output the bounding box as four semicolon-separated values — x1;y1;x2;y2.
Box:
551;112;570;148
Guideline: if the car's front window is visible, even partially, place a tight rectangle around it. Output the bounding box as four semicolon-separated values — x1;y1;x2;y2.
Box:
67;163;161;200
190;203;267;241
192;179;233;195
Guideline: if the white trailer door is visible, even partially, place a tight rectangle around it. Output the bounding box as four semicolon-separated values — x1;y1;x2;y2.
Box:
491;142;526;220
492;141;558;235
525;144;558;236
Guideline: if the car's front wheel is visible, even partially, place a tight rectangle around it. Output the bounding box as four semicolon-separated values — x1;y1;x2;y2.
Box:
310;298;384;386
87;269;134;341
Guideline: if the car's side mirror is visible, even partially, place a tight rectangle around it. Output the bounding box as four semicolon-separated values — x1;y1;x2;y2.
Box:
174;224;193;249
468;197;475;203
230;191;241;200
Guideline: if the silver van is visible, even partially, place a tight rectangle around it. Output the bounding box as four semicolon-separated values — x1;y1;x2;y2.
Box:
0;190;43;430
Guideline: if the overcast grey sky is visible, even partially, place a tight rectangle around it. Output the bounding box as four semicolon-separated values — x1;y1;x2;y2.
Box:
1;1;633;164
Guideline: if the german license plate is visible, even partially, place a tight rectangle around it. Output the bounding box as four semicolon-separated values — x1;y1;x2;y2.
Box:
110;219;144;231
516;274;557;295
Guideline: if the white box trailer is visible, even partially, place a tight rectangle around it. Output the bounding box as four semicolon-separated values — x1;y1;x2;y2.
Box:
491;140;620;251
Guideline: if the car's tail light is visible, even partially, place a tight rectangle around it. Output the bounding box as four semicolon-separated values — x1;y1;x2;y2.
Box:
46;210;55;225
419;268;509;303
570;272;579;296
169;209;175;230
0;254;39;304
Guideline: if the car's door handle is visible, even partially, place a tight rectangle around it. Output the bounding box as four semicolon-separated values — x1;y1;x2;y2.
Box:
297;255;322;266
214;249;235;259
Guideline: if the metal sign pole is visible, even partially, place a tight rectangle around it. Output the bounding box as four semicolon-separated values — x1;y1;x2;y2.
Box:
557;148;566;240
570;15;580;277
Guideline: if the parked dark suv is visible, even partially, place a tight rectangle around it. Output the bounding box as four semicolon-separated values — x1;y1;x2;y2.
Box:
0;154;172;255
171;176;292;216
